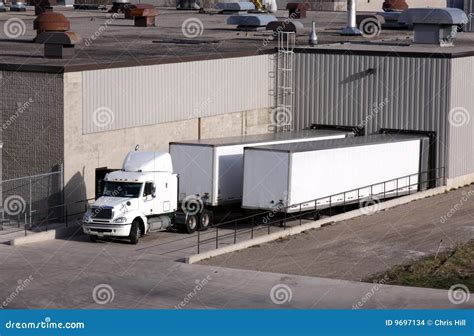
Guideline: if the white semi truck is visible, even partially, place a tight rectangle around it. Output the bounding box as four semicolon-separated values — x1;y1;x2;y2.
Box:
82;130;352;243
82;131;433;244
82;151;181;244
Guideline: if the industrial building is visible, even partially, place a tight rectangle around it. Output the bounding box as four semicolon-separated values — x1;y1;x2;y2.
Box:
0;2;473;221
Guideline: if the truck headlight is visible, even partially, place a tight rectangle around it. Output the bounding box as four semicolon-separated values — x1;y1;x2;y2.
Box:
82;214;91;222
114;217;127;224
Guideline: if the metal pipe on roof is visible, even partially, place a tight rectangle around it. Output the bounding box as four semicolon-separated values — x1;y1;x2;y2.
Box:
341;0;362;35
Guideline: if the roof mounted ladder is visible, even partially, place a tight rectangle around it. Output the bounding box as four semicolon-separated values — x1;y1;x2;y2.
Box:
275;31;295;132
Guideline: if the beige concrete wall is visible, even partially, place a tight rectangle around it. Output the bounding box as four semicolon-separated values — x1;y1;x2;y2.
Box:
200;108;272;139
64;72;273;207
447;172;474;189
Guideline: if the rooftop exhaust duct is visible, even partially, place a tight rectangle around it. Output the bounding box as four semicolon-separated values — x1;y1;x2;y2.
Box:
33;12;81;58
341;0;361;35
398;8;467;46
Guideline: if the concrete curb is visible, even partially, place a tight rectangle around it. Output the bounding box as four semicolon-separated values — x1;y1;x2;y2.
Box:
185;186;448;264
9;225;83;246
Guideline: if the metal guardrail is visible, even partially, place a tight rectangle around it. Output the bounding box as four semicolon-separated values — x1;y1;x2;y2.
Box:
0;170;64;234
196;167;446;254
0;197;95;236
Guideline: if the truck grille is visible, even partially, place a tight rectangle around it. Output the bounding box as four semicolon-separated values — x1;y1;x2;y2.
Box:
90;207;113;219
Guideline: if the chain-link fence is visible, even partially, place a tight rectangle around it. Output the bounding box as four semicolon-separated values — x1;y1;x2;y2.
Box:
0;169;63;234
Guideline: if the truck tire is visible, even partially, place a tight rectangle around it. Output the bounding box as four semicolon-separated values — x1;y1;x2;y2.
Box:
183;214;198;234
89;235;98;243
129;220;140;244
198;210;212;231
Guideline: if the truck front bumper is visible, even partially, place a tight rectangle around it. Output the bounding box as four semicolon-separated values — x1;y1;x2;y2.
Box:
83;223;132;237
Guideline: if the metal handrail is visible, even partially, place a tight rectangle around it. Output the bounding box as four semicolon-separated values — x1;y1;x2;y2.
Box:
212;167;444;229
200;167;445;253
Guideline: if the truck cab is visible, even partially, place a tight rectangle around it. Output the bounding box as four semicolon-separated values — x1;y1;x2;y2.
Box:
82;151;178;244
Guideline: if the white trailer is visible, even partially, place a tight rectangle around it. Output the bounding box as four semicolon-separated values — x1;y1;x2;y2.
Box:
169;130;352;207
242;135;430;213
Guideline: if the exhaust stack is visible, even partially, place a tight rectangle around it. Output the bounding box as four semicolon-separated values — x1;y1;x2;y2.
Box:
341;0;362;36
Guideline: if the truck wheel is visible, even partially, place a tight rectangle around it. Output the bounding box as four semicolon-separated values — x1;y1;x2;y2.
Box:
89;235;98;243
183;214;198;234
129;220;140;244
198;210;212;231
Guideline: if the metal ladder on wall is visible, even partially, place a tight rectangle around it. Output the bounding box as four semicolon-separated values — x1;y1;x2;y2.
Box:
275;32;296;132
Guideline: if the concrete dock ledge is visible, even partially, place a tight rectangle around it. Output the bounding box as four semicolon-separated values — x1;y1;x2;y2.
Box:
185;186;448;264
9;225;83;246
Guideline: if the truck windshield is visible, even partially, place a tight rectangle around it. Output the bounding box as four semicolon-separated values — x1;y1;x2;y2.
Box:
103;182;142;198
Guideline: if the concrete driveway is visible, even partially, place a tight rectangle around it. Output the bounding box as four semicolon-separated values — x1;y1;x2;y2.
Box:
200;186;474;281
0;223;472;309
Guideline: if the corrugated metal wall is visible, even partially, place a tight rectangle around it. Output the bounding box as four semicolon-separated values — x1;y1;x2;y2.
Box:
464;0;474;32
82;55;274;134
293;52;451;176
448;56;474;178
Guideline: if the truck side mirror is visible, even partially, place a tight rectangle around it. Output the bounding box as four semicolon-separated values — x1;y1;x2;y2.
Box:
152;183;156;198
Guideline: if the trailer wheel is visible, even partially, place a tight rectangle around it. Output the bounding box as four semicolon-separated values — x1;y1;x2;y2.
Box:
183;214;198;234
198;210;212;231
312;211;321;221
129;220;140;244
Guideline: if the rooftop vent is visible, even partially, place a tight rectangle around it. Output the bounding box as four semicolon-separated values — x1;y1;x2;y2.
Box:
33;12;70;35
34;12;81;58
109;0;131;15
130;4;158;27
36;31;81;58
10;0;26;11
31;0;51;15
382;0;408;12
398;8;467;46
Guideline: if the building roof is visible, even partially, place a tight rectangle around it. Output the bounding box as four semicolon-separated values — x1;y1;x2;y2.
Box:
0;7;473;73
